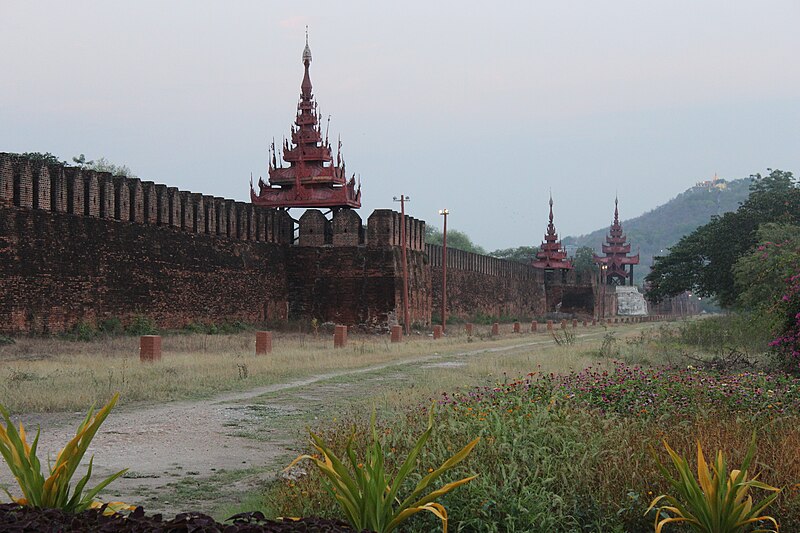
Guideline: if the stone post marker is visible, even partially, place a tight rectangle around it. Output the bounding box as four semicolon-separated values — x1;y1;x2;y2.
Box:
513;322;520;333
530;321;538;332
390;325;403;343
255;331;272;354
546;320;553;331
561;319;567;330
465;323;474;336
572;319;578;328
334;325;348;348
140;335;161;362
433;325;443;339
491;323;499;336
582;320;587;327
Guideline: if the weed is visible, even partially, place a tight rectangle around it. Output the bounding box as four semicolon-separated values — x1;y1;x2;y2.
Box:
0;335;15;346
6;368;41;387
125;316;157;336
97;317;124;336
551;329;575;346
599;332;619;358
69;321;96;342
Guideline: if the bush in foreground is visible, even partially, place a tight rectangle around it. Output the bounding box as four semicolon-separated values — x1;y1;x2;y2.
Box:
263;364;800;531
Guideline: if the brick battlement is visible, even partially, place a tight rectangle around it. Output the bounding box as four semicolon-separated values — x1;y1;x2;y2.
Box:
0;153;293;244
0;153;427;250
426;243;544;282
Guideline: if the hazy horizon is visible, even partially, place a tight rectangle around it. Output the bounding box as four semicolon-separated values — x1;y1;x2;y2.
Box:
2;1;798;249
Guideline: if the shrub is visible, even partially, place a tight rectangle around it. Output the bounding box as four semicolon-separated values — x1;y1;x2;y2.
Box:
678;314;773;361
125;316;157;336
770;273;800;371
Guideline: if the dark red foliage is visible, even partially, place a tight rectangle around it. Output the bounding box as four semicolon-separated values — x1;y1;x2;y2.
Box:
0;504;369;533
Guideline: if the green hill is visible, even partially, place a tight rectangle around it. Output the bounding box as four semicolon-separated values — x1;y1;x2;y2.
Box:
564;178;753;283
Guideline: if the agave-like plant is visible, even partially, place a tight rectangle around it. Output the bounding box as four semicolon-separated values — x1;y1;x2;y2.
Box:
0;392;131;513
286;406;479;533
647;437;780;533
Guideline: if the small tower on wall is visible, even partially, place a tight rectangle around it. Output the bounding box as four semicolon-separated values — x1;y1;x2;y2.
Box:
594;197;639;285
250;32;361;210
532;195;573;281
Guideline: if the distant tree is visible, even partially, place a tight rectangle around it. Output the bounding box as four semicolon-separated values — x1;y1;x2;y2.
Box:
489;246;538;264
21;152;65;165
572;246;598;275
73;154;136;178
72;153;94;167
426;225;487;255
646;169;799;306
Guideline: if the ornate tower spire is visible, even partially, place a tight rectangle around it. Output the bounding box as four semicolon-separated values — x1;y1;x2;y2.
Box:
532;195;572;271
546;193;558;237
250;33;361;209
594;197;639;285
301;27;313;98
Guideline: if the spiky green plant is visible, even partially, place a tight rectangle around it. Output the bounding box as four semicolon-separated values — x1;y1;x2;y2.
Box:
0;393;131;513
647;437;780;533
286;407;479;533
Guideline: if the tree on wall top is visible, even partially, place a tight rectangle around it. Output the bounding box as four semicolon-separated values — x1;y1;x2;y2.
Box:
72;154;137;179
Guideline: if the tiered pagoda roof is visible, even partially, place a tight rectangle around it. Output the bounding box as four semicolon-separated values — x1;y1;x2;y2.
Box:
250;34;361;209
532;196;573;270
594;197;639;282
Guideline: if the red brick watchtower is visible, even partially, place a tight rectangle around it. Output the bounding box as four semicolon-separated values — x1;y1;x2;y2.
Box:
250;34;361;209
532;195;572;280
594;197;639;285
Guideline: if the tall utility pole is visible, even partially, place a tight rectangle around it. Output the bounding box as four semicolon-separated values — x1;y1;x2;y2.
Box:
438;209;449;332
394;195;411;335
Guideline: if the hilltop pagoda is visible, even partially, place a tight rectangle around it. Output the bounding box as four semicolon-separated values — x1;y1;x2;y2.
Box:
532;196;573;275
250;35;361;209
594;197;639;285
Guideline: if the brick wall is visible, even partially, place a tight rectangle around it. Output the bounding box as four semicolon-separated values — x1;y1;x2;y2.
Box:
0;158;12;207
0;152;597;333
32;164;51;211
427;244;548;320
288;246;430;327
0;206;289;334
50;165;68;213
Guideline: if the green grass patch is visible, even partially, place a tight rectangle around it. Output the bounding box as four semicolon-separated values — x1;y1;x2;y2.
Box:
258;364;800;531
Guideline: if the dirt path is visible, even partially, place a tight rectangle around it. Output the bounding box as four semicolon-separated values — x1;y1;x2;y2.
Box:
2;330;615;516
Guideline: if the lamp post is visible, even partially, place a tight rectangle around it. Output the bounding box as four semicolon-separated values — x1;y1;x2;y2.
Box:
393;195;411;335
600;264;608;320
438;208;449;333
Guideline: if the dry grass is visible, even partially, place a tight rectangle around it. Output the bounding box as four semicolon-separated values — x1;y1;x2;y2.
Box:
0;323;634;414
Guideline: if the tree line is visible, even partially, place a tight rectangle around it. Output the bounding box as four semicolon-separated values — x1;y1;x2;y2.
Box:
645;169;800;369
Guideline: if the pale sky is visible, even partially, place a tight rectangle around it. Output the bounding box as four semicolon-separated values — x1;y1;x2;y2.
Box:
2;1;798;249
